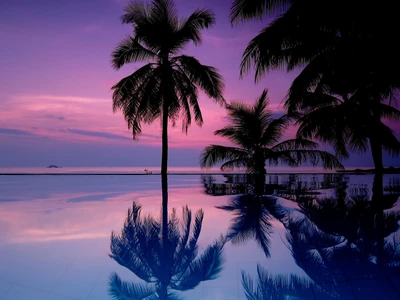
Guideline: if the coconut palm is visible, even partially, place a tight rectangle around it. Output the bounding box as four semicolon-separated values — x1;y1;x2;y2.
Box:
109;200;225;299
200;89;343;175
111;0;225;175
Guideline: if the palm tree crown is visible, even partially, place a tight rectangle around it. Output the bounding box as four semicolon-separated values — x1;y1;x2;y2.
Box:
109;202;225;299
200;89;343;174
292;85;400;167
111;0;225;174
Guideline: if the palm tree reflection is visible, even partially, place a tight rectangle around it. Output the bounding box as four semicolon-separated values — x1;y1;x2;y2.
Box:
284;174;400;297
217;193;285;258
109;176;225;299
242;265;324;300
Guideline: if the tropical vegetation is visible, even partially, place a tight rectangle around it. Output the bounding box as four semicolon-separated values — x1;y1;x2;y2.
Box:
230;0;400;173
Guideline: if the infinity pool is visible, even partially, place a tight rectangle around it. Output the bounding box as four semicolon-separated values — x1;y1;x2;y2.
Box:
0;174;399;299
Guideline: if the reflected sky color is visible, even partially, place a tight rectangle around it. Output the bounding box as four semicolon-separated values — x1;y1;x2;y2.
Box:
0;175;305;299
1;0;398;167
0;174;399;299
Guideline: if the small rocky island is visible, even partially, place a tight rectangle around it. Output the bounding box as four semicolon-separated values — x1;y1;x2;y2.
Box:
47;165;62;168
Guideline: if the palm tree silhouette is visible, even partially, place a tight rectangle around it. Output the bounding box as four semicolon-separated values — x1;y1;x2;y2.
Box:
111;0;225;175
230;0;400;174
287;75;400;173
108;179;225;299
200;89;343;175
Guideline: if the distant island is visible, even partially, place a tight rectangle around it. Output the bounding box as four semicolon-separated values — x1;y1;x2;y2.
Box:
47;165;62;168
337;166;400;174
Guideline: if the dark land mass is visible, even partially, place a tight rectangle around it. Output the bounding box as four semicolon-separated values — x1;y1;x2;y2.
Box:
337;166;400;174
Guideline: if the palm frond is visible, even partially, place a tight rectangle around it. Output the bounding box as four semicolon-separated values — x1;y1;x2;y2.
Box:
172;55;225;103
176;9;216;46
112;64;162;138
175;236;225;290
269;149;344;170
121;0;151;25
200;145;250;169
242;265;317;299
230;0;291;24
108;272;156;300
260;115;290;147
111;36;158;70
270;139;319;152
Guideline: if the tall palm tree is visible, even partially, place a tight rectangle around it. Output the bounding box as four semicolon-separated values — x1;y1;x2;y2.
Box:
231;0;400;174
200;89;343;175
111;0;225;175
109;201;225;299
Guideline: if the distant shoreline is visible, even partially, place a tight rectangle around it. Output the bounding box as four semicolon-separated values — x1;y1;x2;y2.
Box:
337;167;400;174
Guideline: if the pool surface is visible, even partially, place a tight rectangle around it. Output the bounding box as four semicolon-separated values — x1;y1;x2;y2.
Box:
0;174;399;299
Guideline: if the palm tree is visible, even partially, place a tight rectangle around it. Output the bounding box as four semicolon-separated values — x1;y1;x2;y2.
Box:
111;0;225;175
200;89;343;175
231;0;400;174
288;75;400;173
109;201;225;299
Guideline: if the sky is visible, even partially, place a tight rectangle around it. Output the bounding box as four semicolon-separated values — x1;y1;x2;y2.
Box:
0;0;398;168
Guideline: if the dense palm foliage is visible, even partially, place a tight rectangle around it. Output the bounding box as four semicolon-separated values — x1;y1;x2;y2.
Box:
200;89;343;174
231;0;400;173
293;87;400;171
111;0;225;175
109;201;225;299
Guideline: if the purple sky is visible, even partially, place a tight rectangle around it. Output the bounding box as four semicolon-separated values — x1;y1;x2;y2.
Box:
0;0;398;168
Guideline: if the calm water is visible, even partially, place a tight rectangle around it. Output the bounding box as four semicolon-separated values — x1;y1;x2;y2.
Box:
0;166;377;174
0;173;399;299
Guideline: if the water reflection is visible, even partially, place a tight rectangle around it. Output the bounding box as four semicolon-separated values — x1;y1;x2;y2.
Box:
109;175;226;299
275;174;399;298
241;265;323;299
210;173;400;298
216;194;284;258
